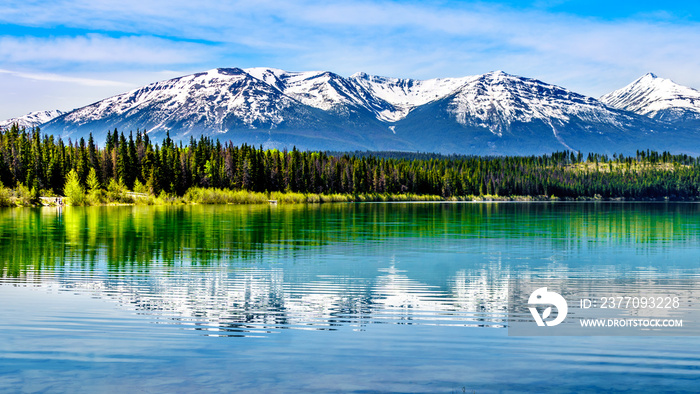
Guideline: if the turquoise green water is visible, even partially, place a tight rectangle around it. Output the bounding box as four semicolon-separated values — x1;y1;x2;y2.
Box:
1;203;699;392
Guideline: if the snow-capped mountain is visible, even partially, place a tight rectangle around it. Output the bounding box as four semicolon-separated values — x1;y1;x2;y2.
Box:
601;73;700;123
0;109;64;130
36;68;695;155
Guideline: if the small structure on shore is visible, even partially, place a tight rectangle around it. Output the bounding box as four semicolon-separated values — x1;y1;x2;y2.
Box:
39;196;65;206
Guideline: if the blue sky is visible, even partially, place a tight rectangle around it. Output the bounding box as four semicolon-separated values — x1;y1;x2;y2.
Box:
2;0;700;120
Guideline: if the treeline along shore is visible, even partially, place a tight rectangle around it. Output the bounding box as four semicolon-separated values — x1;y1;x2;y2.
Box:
2;124;700;206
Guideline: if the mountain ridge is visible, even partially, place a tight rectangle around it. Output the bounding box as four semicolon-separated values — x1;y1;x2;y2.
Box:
4;68;700;155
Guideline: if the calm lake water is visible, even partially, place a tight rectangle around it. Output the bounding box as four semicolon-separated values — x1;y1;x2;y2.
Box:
1;202;700;392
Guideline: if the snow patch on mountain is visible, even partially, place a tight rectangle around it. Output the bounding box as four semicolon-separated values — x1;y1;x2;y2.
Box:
349;72;472;121
601;73;700;121
245;67;400;121
0;109;64;130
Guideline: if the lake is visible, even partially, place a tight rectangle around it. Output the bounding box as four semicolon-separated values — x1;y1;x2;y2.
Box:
1;202;699;392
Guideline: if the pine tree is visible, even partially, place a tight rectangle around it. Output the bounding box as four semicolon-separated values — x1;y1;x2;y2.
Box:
116;133;130;188
64;169;87;206
86;166;99;188
86;167;101;204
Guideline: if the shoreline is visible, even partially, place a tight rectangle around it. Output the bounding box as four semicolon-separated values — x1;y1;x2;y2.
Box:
2;190;697;208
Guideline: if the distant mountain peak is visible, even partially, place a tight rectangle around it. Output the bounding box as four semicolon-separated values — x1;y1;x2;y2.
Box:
601;73;700;122
0;109;65;130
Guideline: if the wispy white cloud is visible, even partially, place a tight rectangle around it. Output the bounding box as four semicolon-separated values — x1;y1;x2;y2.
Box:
0;34;214;66
0;68;132;87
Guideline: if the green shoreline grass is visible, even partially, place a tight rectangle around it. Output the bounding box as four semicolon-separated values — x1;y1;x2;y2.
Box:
0;184;691;208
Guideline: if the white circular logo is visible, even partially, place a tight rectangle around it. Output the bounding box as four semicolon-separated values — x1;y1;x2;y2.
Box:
528;287;568;327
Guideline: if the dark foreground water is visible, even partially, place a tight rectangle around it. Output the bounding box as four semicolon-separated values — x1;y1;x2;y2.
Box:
1;202;699;392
